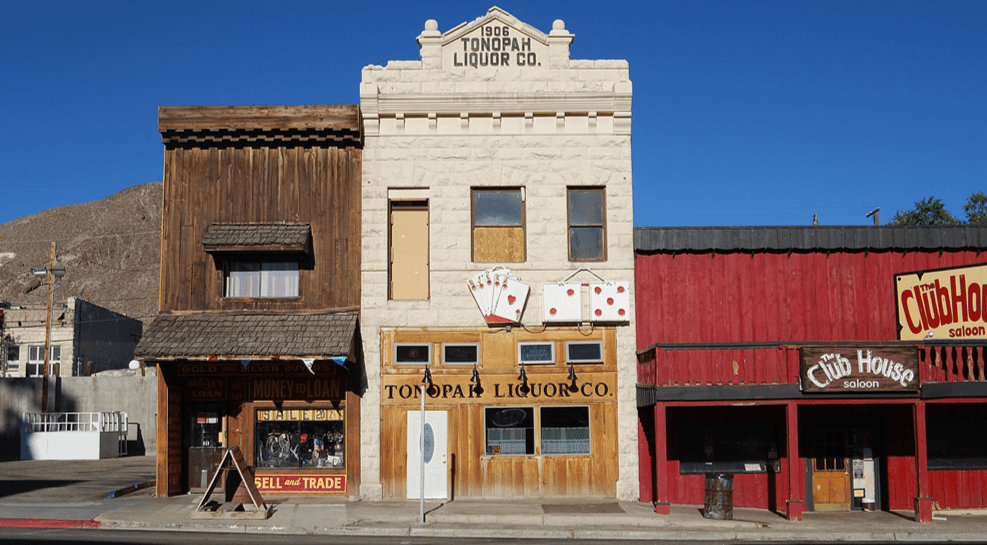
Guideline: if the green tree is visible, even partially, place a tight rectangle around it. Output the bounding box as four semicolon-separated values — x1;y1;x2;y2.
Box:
964;191;987;225
889;196;960;226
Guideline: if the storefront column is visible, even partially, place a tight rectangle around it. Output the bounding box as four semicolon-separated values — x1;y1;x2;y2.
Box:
913;400;933;522
638;409;654;503
784;401;804;521
653;402;670;515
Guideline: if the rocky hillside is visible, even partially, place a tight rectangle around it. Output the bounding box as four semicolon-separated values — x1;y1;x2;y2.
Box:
0;183;162;324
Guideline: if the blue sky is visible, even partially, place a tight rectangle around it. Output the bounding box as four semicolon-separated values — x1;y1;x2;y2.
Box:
1;0;984;227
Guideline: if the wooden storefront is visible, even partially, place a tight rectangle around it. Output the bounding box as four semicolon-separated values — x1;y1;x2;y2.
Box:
158;358;360;496
379;327;619;499
138;104;365;498
634;226;987;522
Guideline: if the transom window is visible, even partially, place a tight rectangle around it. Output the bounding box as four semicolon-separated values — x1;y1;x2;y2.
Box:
442;343;480;366
225;261;299;298
567;188;605;261
518;342;555;365
566;341;603;364
472;188;525;263
394;343;431;366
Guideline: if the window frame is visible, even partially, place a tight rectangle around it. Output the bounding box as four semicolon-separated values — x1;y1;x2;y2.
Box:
223;260;300;299
565;341;604;365
540;405;591;456
393;343;432;367
441;342;480;367
484;406;535;456
253;406;346;470
471;188;526;263
518;342;555;365
567;187;606;262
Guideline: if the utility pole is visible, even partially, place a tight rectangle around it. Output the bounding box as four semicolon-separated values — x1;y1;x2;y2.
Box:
32;242;65;413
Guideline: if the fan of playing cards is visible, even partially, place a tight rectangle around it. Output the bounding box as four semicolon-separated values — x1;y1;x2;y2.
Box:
466;266;531;324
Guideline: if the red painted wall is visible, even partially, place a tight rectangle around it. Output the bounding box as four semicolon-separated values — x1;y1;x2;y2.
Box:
635;250;987;349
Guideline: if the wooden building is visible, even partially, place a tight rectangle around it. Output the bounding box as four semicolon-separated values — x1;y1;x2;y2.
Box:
136;105;364;497
635;226;987;522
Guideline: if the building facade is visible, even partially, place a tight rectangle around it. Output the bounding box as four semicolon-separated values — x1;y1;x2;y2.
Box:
359;8;638;500
136;105;365;498
2;297;142;378
635;226;987;522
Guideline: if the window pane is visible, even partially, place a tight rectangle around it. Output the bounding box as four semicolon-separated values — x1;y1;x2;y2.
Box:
50;346;61;361
519;343;553;364
567;342;602;363
569;227;604;261
485;407;534;455
541;406;590;454
474;191;522;226
255;409;345;470
227;262;260;297
568;191;603;225
261;262;298;297
396;344;431;364
443;344;478;364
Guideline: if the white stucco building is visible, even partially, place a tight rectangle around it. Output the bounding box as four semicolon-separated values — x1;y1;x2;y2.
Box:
359;8;636;500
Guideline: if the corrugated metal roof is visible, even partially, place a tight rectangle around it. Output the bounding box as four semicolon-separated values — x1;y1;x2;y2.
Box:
634;226;987;253
135;312;357;359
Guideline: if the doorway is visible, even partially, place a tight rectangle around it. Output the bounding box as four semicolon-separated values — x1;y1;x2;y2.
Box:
810;427;850;510
406;410;448;499
187;403;227;492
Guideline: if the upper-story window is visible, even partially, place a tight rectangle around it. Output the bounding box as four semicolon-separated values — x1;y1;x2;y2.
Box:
472;188;525;263
567;188;606;261
225;261;299;298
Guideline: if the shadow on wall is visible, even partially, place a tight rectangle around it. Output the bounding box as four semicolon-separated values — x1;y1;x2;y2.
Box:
0;378;79;461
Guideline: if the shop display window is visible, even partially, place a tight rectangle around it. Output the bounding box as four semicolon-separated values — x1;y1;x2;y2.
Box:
254;408;345;470
485;407;534;455
928;406;987;470
541;406;590;454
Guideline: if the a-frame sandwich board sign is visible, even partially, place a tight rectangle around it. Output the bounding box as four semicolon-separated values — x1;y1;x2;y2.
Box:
193;446;269;519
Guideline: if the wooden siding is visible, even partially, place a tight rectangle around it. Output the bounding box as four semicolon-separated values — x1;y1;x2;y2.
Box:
159;144;361;312
635;250;987;348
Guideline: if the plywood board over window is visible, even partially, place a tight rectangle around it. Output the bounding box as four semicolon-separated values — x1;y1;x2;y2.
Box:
390;200;429;300
472;188;525;263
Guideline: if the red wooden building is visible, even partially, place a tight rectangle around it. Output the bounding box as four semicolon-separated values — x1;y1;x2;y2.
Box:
635;226;987;522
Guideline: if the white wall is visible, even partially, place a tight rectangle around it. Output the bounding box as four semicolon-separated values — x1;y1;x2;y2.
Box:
360;8;637;500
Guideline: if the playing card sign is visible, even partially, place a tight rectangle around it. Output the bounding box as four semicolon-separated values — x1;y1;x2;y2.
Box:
467;267;530;325
543;282;582;323
589;281;629;322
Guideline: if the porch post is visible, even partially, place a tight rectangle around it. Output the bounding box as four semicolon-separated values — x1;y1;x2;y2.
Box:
785;401;804;521
654;402;670;514
913;400;933;522
638;409;654;503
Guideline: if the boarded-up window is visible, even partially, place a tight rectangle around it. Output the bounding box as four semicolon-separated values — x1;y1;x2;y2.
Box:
473;189;525;263
390;200;429;300
568;188;605;261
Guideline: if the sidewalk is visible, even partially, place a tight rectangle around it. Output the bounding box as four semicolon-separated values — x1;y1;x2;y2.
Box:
2;458;986;541
94;496;987;542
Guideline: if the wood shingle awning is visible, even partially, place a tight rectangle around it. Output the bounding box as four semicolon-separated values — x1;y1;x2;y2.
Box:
202;223;311;254
135;311;357;360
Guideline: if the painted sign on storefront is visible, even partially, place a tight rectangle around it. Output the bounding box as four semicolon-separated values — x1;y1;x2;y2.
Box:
254;474;345;494
383;374;616;403
896;263;987;341
799;347;919;393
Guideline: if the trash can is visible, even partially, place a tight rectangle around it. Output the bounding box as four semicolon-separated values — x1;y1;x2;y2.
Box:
703;473;734;520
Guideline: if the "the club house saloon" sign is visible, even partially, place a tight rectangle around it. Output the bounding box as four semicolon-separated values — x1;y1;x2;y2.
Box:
799;347;919;393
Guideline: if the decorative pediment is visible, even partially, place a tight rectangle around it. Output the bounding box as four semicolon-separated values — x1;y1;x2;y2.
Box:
418;6;574;70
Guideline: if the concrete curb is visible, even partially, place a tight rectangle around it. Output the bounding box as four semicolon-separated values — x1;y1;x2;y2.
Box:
0;518;100;530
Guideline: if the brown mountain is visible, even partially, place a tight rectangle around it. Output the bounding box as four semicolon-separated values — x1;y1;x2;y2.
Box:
0;183;162;324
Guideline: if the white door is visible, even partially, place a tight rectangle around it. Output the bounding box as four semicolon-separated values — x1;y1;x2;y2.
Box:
406;410;448;499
